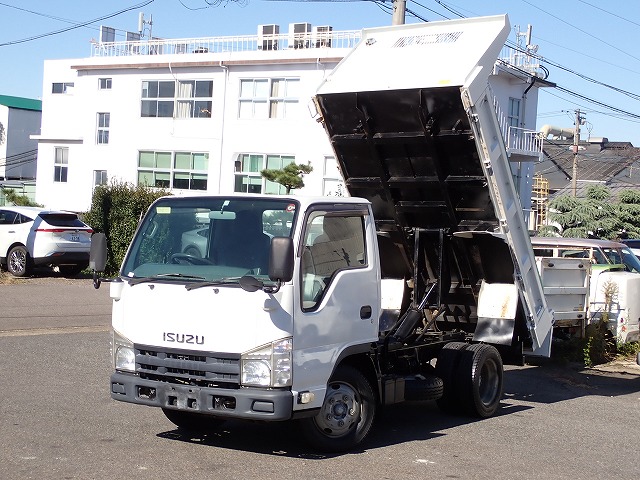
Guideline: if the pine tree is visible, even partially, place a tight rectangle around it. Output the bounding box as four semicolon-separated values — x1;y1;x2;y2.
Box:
261;162;313;194
540;185;640;239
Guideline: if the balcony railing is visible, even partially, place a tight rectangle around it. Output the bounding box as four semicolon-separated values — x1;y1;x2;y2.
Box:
505;126;544;158
498;45;546;78
493;95;543;160
90;30;362;57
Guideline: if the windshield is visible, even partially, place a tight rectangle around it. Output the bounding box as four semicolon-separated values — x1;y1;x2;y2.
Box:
121;197;298;282
615;246;640;273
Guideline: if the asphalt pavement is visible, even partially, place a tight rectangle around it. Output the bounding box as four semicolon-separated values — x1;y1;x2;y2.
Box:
0;275;638;480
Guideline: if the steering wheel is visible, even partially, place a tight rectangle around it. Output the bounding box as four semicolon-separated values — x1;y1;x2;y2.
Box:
170;253;213;266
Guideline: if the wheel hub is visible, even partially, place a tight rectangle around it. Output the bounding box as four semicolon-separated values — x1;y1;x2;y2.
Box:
316;384;359;436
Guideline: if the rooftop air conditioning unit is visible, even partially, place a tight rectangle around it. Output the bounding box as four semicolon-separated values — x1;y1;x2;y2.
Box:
99;25;115;43
314;25;333;48
258;24;279;51
289;22;312;49
126;31;141;54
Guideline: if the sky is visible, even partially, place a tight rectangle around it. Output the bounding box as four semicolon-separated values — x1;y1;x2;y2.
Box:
1;0;640;145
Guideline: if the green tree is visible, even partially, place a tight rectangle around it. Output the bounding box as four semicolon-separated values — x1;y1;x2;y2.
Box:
261;162;313;194
1;188;42;207
83;180;169;275
539;185;640;239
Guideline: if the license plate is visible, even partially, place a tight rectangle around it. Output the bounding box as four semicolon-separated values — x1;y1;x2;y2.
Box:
70;234;80;242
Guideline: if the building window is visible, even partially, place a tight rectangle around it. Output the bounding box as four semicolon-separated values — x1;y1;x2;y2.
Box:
137;151;208;190
52;82;74;94
97;113;110;144
141;81;175;117
234;153;294;194
94;170;108;186
176;80;213;118
238;78;299;119
508;97;521;128
141;80;213;118
54;147;68;183
322;156;345;197
99;78;112;90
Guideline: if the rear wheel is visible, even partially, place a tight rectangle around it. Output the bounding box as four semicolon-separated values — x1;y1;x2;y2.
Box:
456;343;503;417
161;408;225;432
7;245;31;277
300;365;376;452
434;342;468;413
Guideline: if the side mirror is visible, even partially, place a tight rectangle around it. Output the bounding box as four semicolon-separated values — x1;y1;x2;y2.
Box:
90;233;108;289
269;236;294;283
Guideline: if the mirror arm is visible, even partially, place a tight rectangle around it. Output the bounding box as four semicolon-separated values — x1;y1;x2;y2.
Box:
263;280;282;294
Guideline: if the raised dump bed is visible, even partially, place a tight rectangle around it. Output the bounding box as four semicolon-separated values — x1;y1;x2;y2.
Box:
315;15;553;356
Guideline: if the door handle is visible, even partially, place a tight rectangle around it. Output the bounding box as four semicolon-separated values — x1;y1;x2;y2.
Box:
360;305;372;319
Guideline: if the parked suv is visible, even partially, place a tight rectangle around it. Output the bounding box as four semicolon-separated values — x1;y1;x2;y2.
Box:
0;206;93;277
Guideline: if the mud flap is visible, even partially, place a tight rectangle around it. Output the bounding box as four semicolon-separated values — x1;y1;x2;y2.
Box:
473;281;517;345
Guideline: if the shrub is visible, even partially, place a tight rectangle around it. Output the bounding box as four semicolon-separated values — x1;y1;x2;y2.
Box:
84;180;169;275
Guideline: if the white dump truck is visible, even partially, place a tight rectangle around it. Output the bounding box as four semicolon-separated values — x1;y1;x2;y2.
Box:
91;15;554;452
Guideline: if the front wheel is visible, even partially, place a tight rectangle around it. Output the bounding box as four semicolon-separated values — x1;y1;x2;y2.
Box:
299;365;377;452
7;245;31;277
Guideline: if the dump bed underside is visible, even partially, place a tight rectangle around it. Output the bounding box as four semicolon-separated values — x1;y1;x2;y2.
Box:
316;87;496;235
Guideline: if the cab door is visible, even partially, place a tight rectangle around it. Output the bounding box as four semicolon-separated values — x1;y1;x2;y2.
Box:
292;204;380;408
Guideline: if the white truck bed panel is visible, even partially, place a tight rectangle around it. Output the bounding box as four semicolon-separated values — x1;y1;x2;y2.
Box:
317;15;509;101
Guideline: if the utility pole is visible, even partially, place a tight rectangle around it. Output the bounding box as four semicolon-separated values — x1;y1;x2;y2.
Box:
392;0;406;25
571;109;585;197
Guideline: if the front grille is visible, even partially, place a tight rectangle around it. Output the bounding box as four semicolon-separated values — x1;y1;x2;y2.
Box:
135;344;240;388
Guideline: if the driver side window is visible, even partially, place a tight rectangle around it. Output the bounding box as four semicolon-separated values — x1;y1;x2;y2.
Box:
301;211;366;310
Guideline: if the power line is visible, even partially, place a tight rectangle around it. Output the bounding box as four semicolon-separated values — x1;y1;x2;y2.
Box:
576;0;640;29
520;0;640;63
0;1;155;47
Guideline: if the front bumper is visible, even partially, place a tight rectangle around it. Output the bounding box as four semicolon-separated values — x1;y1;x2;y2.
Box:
111;372;294;421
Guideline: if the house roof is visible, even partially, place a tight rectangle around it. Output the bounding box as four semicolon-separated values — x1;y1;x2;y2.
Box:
0;95;42;112
535;139;640;196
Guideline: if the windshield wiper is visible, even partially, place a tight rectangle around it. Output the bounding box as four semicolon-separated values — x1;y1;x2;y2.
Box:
128;273;206;286
184;277;243;291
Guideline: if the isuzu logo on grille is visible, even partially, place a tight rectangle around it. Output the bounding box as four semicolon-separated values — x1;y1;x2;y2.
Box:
162;332;205;345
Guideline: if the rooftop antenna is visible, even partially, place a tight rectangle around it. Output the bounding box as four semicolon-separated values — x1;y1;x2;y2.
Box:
138;12;153;39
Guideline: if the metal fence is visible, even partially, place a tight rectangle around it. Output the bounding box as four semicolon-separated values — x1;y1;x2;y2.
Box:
91;30;362;57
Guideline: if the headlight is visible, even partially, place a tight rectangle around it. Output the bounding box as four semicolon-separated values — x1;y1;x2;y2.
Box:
112;329;136;372
241;338;292;387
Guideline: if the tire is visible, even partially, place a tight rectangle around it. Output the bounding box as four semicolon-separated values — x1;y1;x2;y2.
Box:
434;342;468;413
7;245;31;277
300;365;377;452
161;408;225;433
455;343;503;418
404;375;444;401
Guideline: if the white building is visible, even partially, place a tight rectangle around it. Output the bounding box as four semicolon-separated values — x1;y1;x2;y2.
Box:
34;22;551;216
